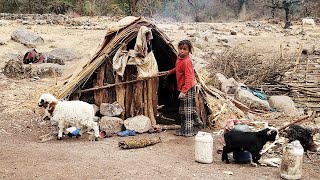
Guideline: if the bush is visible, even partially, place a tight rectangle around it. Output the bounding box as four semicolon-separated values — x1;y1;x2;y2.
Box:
208;47;294;85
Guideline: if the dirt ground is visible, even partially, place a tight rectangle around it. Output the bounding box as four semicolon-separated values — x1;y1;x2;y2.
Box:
0;17;320;179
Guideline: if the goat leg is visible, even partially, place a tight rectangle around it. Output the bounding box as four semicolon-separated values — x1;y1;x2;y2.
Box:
222;146;230;163
251;151;261;163
57;122;64;140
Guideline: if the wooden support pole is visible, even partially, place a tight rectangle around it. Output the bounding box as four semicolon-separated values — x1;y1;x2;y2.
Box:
147;79;156;125
152;77;158;117
135;81;143;115
143;80;148;117
115;75;125;119
94;64;106;106
125;67;133;118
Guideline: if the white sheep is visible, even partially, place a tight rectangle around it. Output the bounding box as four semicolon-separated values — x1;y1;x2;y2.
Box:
302;18;315;28
38;93;100;141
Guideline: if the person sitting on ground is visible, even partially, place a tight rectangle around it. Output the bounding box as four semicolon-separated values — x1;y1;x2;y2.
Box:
158;39;202;137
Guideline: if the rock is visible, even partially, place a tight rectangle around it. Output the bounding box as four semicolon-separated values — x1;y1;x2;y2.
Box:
45;54;65;65
4;60;63;78
217;38;228;43
246;21;261;28
235;86;271;111
221;78;238;94
124;115;152;133
11;28;44;47
3;60;24;78
24;63;63;78
214;73;237;93
100;102;123;116
268;96;301;116
302;45;315;55
214;73;227;90
45;48;79;62
99;116;123;134
0;36;6;45
230;31;237;35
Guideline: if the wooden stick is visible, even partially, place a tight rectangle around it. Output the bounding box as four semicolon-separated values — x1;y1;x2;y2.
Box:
78;74;166;93
278;115;311;131
260;138;281;155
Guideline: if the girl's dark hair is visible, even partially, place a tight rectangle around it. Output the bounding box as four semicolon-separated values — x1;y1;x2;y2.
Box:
178;40;193;54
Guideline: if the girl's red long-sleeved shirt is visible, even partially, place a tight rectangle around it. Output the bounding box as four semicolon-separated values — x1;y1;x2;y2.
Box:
168;56;195;93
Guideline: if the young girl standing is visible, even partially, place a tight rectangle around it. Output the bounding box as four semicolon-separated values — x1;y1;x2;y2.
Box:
159;40;201;136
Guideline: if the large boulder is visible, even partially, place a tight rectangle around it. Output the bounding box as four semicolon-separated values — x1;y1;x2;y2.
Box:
11;28;44;47
124;115;151;133
99;116;123;134
269;96;301;116
235;87;271;111
100;102;123;116
45;48;79;63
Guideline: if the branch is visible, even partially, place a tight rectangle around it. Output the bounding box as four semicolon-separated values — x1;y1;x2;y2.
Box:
187;0;195;7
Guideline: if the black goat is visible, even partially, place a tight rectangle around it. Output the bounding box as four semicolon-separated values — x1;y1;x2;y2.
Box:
222;127;278;164
286;124;317;152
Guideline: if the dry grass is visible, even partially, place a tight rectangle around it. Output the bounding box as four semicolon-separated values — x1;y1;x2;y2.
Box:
208;47;295;86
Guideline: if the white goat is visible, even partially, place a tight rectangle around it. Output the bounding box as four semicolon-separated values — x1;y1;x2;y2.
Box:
302;18;315;28
38;93;100;141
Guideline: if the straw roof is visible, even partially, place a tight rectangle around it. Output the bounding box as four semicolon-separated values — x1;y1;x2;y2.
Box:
56;16;177;99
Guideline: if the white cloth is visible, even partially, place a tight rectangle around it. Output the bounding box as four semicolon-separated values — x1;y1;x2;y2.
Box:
112;26;158;78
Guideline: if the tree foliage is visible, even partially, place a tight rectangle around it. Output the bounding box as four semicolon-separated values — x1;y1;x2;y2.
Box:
0;0;319;21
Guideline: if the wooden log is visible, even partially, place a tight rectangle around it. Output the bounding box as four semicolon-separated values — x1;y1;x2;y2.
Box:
118;137;161;149
94;64;106;106
159;124;181;130
147;79;156;125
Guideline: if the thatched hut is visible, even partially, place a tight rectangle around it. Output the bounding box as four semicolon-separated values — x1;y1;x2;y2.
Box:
55;16;209;125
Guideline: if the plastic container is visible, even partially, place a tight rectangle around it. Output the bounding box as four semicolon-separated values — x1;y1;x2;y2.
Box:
280;140;304;180
195;131;213;164
233;150;252;164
